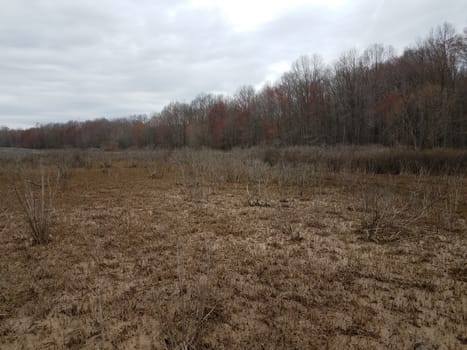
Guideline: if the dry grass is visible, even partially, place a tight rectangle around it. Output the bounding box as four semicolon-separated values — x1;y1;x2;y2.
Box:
0;148;466;349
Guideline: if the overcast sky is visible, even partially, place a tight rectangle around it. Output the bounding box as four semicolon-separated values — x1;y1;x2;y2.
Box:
0;0;466;129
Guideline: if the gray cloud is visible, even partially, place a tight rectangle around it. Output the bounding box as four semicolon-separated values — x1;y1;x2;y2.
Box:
0;0;466;128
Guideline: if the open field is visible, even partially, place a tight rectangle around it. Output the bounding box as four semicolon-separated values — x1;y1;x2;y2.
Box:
0;148;466;349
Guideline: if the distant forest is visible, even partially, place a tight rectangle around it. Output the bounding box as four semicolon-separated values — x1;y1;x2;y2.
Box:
1;23;466;150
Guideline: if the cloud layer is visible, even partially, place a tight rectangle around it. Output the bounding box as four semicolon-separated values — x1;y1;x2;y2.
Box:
1;0;466;128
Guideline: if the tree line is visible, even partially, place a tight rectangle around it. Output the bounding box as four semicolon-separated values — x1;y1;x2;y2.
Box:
1;23;466;150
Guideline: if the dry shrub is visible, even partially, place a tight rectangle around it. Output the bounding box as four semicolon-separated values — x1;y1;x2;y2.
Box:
428;176;463;232
258;146;467;175
126;158;138;168
148;161;167;179
0;194;8;237
441;176;462;231
56;155;73;183
171;148;251;193
243;159;272;206
407;173;465;233
246;180;270;207
282;222;304;242
53;151;87;170
167;148;323;193
13;167;60;245
156;242;217;350
172;150;207;199
357;184;411;243
69;151;87;168
99;156;112;169
348;148;467;175
355;173;465;242
262;147;282;166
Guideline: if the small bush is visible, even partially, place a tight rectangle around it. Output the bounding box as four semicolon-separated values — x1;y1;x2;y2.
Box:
357;184;410;243
14;167;60;245
156;243;217;349
262;147;282;166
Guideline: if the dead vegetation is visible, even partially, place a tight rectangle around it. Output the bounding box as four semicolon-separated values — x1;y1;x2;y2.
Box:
0;146;466;349
12;166;61;245
155;242;217;350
